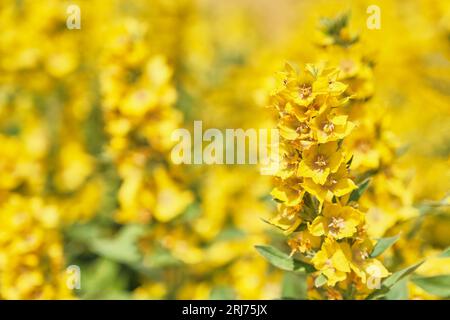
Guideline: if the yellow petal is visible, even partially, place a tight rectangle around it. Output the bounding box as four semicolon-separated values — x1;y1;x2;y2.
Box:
332;248;351;273
333;178;357;197
309;217;326;236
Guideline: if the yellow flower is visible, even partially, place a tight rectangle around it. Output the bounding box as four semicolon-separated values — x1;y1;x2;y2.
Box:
272;63;317;107
278;111;312;142
318;46;375;100
309;203;364;239
311;238;352;286
302;163;357;204
297;141;344;184
54;141;94;192
348;240;390;285
177;282;211;300
272;143;303;179
344;120;383;171
116;161;151;223
0;195;71;299
134;282;167;299
288;230;322;255
271;178;304;207
116;160;193;224
311;106;355;143
153;167;193;223
272;64;346;110
266;204;302;234
311;67;348;97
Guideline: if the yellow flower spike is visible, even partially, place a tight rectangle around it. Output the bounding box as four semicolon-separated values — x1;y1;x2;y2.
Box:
297;141;344;185
0;194;71;299
267;58;393;294
309;202;364;240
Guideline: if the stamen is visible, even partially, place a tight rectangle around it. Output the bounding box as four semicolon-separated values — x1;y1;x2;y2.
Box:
296;123;309;134
328;217;345;236
314;154;327;169
323;122;335;133
299;84;312;99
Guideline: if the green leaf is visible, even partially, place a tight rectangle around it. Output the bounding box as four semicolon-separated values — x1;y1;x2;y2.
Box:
66;223;101;242
320;12;349;36
210;286;236;300
411;275;450;298
383;260;424;288
214;228;246;241
90;225;145;265
439;247;450;258
255;245;314;273
348;178;371;203
314;274;327;288
365;287;390;300
370;235;400;258
385;278;408;300
81;259;131;299
346;155;354;168
144;249;182;269
179;202;201;222
293;259;315;273
255;245;294;271
281;272;307;299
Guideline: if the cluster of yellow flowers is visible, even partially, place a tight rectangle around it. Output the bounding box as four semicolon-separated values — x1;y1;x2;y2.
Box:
0;0;100;299
99;19;193;224
0;195;71;299
267;62;389;299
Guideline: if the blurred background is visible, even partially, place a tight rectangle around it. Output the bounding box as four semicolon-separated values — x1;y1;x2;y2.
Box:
0;0;448;299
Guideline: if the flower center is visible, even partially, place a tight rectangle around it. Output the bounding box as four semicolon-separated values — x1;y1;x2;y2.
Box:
356;139;371;152
325;259;335;271
299;84;312;99
281;208;297;221
340;59;355;73
323;122;335;133
136;89;148;100
359;250;369;260
158;189;175;205
353;248;369;263
326;177;338;188
328;217;345;236
314;154;327;169
296;122;309;134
